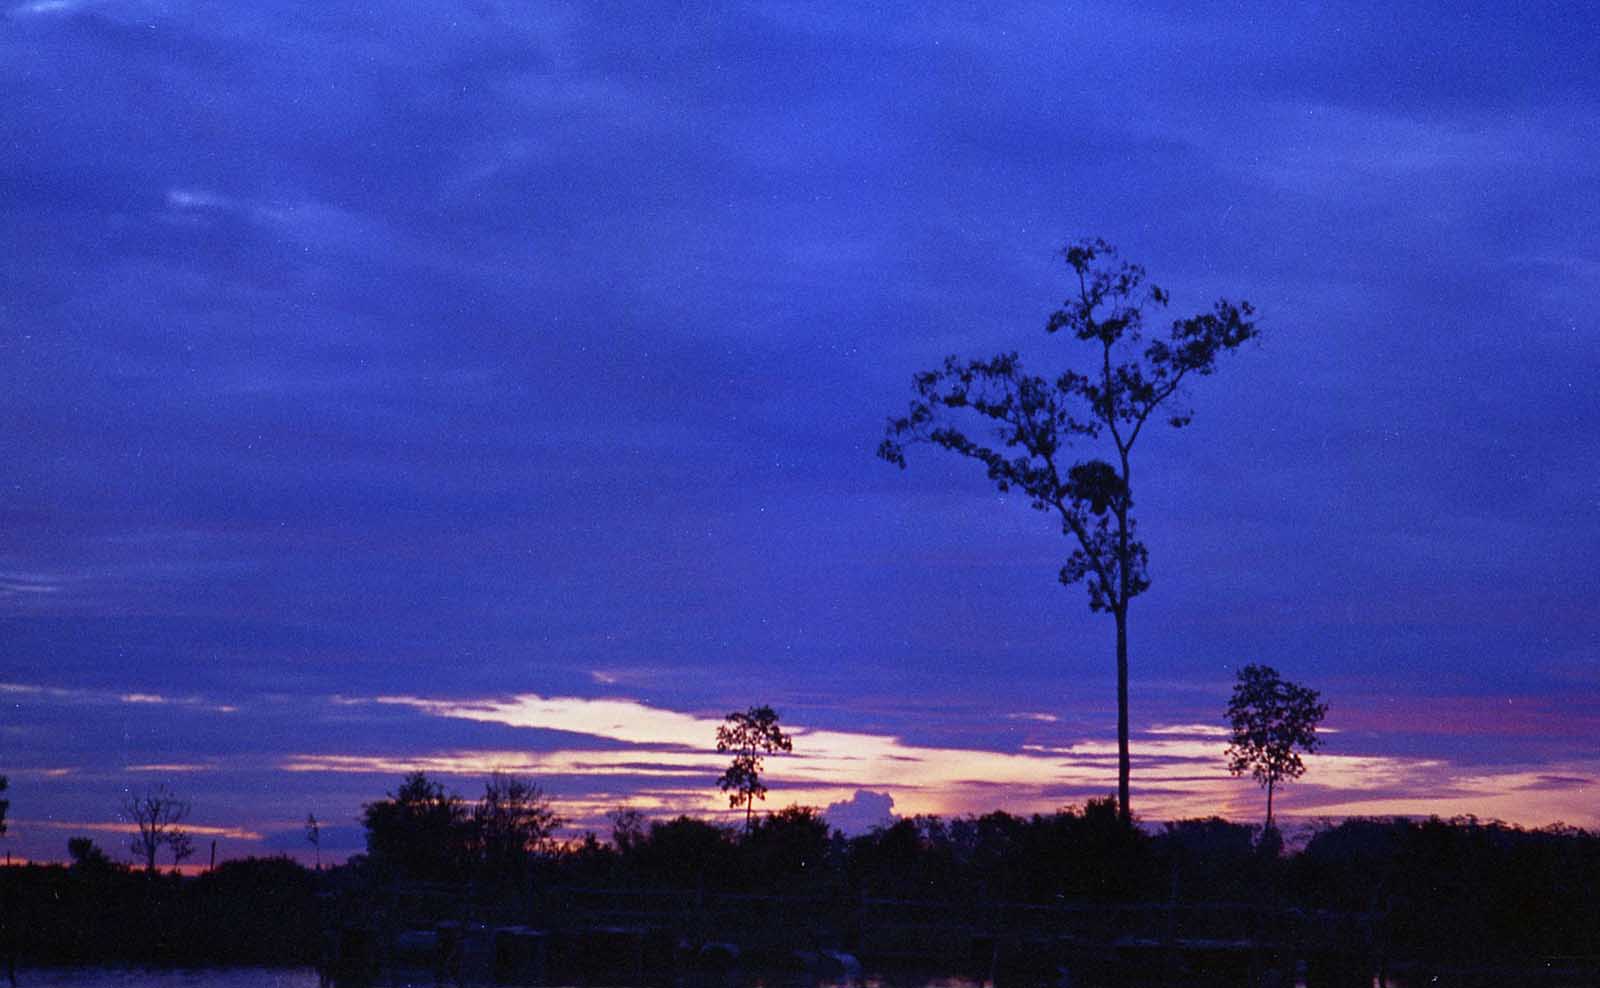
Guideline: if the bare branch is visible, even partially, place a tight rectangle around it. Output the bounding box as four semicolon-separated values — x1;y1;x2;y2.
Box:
122;785;190;873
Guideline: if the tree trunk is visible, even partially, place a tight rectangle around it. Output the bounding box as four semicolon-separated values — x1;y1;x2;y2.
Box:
1114;449;1133;829
745;795;753;833
1115;605;1130;825
1265;778;1275;833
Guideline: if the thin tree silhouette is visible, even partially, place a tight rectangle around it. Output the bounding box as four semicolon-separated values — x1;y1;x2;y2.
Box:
881;239;1258;822
716;705;793;832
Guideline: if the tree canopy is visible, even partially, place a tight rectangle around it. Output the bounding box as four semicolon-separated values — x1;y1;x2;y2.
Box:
361;771;469;882
360;771;563;884
1225;663;1328;831
881;238;1258;821
716;705;793;831
472;771;563;885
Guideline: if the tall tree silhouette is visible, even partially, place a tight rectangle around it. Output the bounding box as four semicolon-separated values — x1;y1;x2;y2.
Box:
1226;663;1326;831
716;706;793;832
881;239;1258;822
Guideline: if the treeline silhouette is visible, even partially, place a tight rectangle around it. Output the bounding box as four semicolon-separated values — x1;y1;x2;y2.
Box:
558;805;1600;966
2;789;1597;970
0;855;320;966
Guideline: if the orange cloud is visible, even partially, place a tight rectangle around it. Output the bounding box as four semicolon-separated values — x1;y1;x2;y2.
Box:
19;819;264;841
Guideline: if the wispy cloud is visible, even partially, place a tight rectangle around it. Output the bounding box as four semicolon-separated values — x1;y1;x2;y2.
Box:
2;681;240;715
9;0;83;16
1005;712;1059;723
0;573;64;596
376;694;715;749
306;692;1600;829
126;762;214;773
6;767;76;779
1147;723;1230;737
20;819;263;841
165;188;235;212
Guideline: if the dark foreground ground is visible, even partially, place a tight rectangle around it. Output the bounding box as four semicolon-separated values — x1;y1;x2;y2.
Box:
4;811;1598;986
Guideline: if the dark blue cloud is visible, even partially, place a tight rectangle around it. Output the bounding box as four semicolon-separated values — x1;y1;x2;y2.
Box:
3;0;1598;861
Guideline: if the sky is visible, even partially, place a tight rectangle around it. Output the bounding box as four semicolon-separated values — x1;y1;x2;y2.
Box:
2;1;1598;865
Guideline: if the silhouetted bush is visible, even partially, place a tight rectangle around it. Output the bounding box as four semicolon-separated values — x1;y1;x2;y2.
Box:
738;805;834;892
619;815;739;890
360;772;471;883
189;857;319;963
1151;817;1269;902
840;799;1155;903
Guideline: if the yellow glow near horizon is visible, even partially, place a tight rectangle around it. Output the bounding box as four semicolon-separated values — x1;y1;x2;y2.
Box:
285;692;1600;830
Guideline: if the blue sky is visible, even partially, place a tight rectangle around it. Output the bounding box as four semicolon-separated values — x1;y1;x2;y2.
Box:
2;1;1598;864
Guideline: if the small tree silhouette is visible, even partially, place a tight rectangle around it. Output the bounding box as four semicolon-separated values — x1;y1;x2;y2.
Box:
1225;664;1327;833
305;812;321;870
168;828;195;872
123;784;190;873
715;705;793;832
68;836;116;871
471;772;563;883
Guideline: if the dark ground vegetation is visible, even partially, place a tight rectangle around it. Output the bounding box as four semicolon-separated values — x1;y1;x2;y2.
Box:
2;791;1596;971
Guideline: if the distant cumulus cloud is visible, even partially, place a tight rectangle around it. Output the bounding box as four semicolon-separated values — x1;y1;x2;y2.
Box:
824;789;896;835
